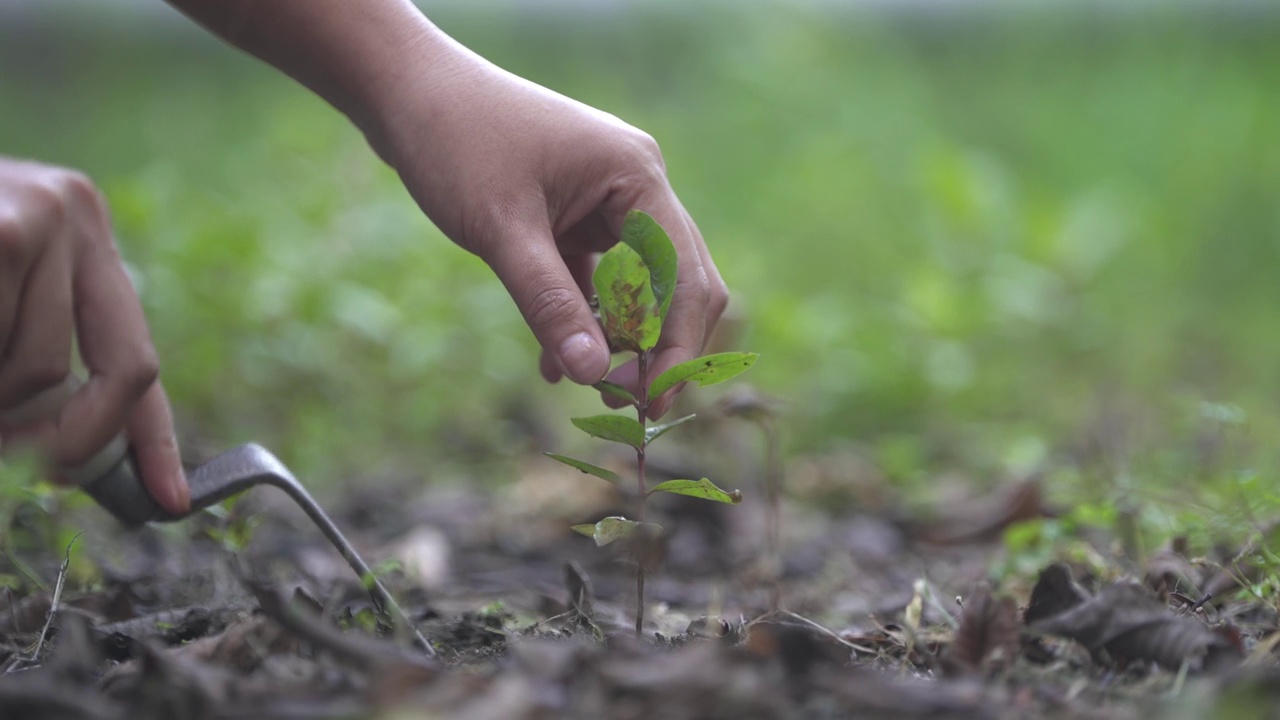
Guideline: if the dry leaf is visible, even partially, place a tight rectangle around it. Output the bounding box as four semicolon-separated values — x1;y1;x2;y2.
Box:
1030;581;1237;671
1024;563;1090;625
1144;537;1202;596
943;582;1020;675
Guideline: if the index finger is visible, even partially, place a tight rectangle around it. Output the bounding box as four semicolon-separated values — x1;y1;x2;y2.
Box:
59;232;160;470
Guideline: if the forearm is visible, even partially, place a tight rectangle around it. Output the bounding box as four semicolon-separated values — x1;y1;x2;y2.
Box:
163;0;461;139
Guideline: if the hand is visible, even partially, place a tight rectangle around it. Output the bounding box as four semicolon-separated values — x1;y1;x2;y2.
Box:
0;157;189;513
370;38;729;417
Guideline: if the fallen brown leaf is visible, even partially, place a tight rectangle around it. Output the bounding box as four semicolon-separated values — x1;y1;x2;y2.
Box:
1030;581;1238;671
1144;537;1202;597
1024;563;1090;625
943;582;1020;675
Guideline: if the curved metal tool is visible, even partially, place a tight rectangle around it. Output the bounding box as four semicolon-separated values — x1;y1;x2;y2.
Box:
88;443;434;655
3;379;434;655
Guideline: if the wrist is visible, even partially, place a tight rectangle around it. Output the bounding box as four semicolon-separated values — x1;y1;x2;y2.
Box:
351;21;485;171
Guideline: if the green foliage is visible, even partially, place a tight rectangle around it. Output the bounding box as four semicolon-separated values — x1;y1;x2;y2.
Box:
542;453;621;484
643;413;698;445
593;241;662;353
649;352;760;399
2;5;1278;550
554;210;756;634
593;381;637;404
617;209;678;323
570;415;646;449
649;479;742;504
570;516;661;547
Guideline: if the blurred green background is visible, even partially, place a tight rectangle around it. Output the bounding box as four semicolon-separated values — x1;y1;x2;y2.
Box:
2;1;1279;539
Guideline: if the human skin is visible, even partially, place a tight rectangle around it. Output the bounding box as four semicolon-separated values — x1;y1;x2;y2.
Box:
0;0;727;511
0;158;187;513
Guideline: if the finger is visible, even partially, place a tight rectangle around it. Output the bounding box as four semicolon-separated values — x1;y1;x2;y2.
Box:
0;192;48;360
564;253;597;299
540;244;601;384
58;225;160;469
486;220;611;385
602;359;639;410
0;236;74;410
540;350;563;383
127;381;189;514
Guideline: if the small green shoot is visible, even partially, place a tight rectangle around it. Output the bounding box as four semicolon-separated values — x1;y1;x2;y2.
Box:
545;209;758;637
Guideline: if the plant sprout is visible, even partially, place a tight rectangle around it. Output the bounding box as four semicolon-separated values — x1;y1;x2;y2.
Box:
545;209;758;637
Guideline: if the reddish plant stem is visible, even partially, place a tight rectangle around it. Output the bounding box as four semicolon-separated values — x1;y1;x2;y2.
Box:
634;351;650;638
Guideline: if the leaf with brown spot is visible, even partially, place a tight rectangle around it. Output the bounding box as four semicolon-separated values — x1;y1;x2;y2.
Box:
943;582;1020;676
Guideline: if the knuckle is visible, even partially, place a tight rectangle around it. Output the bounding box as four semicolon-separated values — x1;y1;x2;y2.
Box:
629;130;663;162
0;187;62;268
50;169;104;209
615;130;666;182
0;359;70;410
707;276;730;317
8;358;72;397
123;346;161;397
678;271;712;308
0;210;25;267
525;284;581;333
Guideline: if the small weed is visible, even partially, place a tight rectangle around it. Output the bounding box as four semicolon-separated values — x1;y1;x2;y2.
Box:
546;210;758;637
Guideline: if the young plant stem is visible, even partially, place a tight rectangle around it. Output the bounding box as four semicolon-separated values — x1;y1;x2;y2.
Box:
760;415;783;611
634;351;650;638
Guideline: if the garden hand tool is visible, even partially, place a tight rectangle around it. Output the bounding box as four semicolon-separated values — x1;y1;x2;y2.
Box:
1;375;434;655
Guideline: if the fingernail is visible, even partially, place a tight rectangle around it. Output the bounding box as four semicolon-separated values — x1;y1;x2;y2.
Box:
557;332;609;385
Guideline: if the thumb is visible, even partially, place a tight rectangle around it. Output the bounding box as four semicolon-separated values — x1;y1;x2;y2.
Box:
485;224;610;385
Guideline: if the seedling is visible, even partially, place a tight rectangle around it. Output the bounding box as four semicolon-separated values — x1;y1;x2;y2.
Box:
545;210;758;637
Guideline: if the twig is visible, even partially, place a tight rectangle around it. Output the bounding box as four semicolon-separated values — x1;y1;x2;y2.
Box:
24;532;81;663
776;610;877;655
244;579;439;675
4;586;17;634
1188;592;1214;613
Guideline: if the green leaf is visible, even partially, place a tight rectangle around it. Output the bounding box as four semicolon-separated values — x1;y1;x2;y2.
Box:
619;210;678;322
593;242;661;353
594;380;636;404
572;517;663;549
570;516;640;547
649;352;759;399
649;478;743;504
644;413;697;446
571;414;646;448
543;453;622;484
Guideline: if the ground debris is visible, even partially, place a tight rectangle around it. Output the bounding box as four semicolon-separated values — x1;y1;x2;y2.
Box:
942;582;1020;676
0;471;1275;719
1029;579;1239;672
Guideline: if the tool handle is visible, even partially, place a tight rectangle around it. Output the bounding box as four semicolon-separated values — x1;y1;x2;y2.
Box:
0;375;161;526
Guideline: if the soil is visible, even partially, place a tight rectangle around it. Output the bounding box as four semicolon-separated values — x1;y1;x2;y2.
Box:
1;435;1277;720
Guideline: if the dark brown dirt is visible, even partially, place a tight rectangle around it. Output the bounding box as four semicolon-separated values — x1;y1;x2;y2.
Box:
1;443;1277;720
